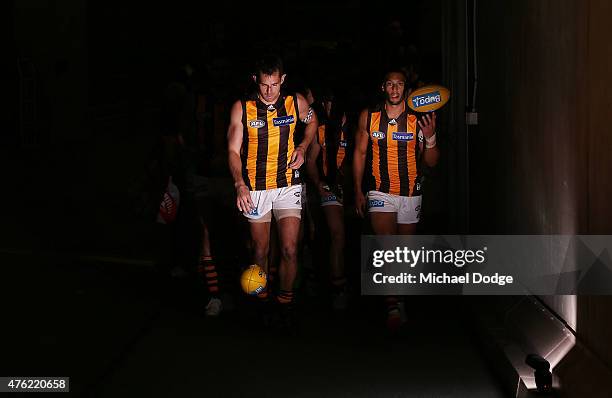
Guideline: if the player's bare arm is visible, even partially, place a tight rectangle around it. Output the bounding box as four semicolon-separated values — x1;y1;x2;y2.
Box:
288;93;318;169
353;109;369;217
227;100;254;212
418;112;440;167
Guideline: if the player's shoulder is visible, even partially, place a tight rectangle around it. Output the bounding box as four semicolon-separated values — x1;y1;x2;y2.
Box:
358;105;379;120
230;98;248;121
230;99;243;112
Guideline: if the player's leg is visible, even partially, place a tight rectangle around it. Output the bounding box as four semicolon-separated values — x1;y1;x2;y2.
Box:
243;189;273;273
398;223;417;235
275;212;301;329
370;212;398;235
370;210;404;329
243;217;274;325
367;191;399;235
388;195;422;331
367;191;403;331
192;190;224;314
267;220;279;289
250;220;272;272
267;184;303;326
197;219;223;316
243;188;275;307
249;219;272;300
276;214;300;298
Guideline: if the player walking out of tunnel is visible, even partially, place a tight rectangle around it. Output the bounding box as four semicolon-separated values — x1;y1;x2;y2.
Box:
227;55;318;325
305;88;350;310
353;68;439;332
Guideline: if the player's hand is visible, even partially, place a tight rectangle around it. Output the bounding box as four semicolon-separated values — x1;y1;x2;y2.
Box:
355;191;366;218
418;112;437;139
235;184;254;213
288;146;305;169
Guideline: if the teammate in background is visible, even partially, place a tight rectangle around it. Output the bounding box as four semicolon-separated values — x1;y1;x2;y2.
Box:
165;63;226;317
305;88;350;310
192;90;224;317
227;55;318;326
353;68;439;332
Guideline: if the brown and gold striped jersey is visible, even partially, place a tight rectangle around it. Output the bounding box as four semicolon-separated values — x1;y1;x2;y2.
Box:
241;93;301;191
365;102;423;196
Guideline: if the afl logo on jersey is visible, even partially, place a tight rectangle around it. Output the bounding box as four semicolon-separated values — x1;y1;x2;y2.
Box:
248;120;266;128
371;131;386;140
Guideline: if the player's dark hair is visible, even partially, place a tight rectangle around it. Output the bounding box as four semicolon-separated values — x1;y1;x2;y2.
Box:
254;54;284;80
382;67;408;83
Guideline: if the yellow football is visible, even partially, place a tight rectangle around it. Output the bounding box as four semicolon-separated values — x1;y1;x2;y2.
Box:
240;264;267;295
407;84;451;112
